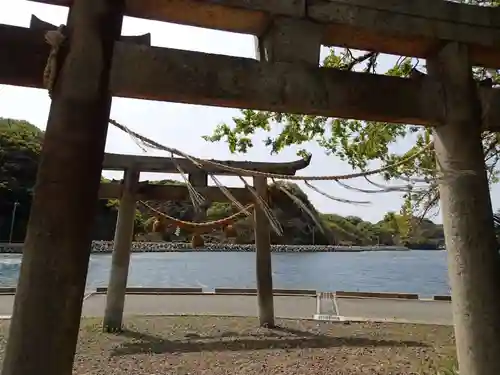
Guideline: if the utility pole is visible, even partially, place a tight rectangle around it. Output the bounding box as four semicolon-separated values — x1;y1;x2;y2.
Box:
8;202;19;243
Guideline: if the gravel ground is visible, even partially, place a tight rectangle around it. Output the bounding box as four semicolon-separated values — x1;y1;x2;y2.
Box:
0;316;456;374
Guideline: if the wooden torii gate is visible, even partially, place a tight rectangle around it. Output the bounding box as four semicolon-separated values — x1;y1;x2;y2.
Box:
98;152;310;332
1;1;500;375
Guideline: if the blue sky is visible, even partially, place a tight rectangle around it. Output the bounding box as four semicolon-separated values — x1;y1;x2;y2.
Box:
1;1;499;223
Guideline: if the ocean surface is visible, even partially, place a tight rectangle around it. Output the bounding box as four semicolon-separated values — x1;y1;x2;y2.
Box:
0;250;450;297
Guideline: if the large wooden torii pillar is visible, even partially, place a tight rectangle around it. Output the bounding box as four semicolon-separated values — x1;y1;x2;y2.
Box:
427;43;500;375
1;1;124;375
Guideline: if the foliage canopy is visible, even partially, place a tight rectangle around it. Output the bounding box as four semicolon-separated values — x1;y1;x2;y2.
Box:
203;0;500;220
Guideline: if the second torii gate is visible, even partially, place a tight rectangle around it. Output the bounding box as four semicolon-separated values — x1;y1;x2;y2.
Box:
99;152;310;332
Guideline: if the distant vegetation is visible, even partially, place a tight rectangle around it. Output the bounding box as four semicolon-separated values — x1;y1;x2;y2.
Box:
0;118;444;247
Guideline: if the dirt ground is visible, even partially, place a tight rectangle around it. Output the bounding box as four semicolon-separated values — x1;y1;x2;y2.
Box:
0;316;456;374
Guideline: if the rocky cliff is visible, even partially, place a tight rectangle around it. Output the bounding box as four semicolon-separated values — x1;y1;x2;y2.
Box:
136;181;335;245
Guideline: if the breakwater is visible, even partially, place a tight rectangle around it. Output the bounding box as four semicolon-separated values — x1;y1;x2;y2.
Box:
0;241;409;254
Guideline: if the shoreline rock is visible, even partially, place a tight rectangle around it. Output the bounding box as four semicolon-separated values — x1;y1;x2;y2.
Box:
0;241;412;254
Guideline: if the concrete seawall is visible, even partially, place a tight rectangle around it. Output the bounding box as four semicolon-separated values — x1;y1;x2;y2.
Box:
0;286;450;301
0;241;411;254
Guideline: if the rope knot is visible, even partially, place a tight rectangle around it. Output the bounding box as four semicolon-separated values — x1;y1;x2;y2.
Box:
43;25;67;98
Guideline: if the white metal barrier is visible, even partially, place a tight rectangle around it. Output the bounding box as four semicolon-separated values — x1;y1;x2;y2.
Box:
314;292;341;321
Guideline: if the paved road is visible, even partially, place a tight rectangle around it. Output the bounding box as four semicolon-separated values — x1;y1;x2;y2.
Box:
0;293;453;325
335;297;452;325
83;294;316;319
0;295;14;316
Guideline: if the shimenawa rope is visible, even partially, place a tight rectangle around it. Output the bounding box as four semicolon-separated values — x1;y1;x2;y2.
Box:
140;201;254;229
